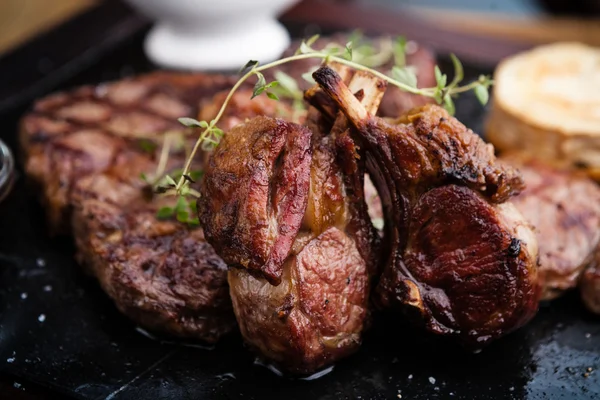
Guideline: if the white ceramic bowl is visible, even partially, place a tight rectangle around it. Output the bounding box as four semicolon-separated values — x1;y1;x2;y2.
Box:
124;0;300;71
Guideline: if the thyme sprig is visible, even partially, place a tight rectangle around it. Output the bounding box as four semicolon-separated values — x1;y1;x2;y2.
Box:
157;195;200;225
153;33;493;209
138;131;203;225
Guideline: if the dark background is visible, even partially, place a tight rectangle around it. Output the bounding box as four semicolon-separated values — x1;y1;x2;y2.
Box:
0;1;599;399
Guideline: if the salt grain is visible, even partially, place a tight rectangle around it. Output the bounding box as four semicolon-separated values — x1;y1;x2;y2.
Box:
36;258;46;267
408;374;413;380
13;382;21;389
429;377;436;385
509;387;514;392
43;285;52;292
38;314;46;323
6;358;15;363
20;293;27;300
585;333;591;339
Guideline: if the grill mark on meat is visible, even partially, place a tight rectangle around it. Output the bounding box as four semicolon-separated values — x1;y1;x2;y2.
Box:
56;101;112;123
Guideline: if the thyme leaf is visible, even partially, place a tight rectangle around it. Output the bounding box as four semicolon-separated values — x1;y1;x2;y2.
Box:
344;41;353;61
240;60;259;75
157;206;174;219
474;84;490;106
392;66;418;89
392;36;407;68
138;139;157;154
443;95;456;115
178;117;206;128
448;53;464;89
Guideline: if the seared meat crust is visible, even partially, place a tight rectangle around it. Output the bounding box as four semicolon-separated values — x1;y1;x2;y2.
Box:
377;185;539;341
72;171;235;341
202;113;375;372
199;116;313;285
229;225;369;374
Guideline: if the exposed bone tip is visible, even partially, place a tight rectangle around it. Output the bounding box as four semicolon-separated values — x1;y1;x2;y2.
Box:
313;66;342;91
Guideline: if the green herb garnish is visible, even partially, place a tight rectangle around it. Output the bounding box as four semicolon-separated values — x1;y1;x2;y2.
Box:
149;33;493;222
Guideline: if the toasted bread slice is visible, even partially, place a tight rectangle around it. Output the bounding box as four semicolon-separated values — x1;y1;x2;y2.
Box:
486;42;600;180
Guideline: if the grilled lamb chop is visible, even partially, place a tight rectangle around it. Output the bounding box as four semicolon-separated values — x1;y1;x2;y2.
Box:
314;66;540;347
501;153;600;300
199;68;383;373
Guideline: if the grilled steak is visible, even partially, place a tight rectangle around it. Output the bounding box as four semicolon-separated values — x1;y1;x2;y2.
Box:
19;72;253;341
314;66;540;347
501;153;600;300
20;72;235;234
199;68;382;373
71;160;235;341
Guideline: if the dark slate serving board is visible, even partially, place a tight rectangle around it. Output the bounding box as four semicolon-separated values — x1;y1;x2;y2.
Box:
0;3;599;400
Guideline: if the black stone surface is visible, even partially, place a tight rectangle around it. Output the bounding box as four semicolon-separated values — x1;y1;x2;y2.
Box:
0;3;598;400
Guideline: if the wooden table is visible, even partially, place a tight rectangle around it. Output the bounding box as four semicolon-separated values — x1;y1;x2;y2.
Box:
0;0;96;55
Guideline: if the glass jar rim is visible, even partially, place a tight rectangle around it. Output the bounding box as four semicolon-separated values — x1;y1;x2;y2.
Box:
0;139;15;202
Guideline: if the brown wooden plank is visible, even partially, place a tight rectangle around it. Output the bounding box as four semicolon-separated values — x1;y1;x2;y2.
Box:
280;0;532;65
0;0;96;56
